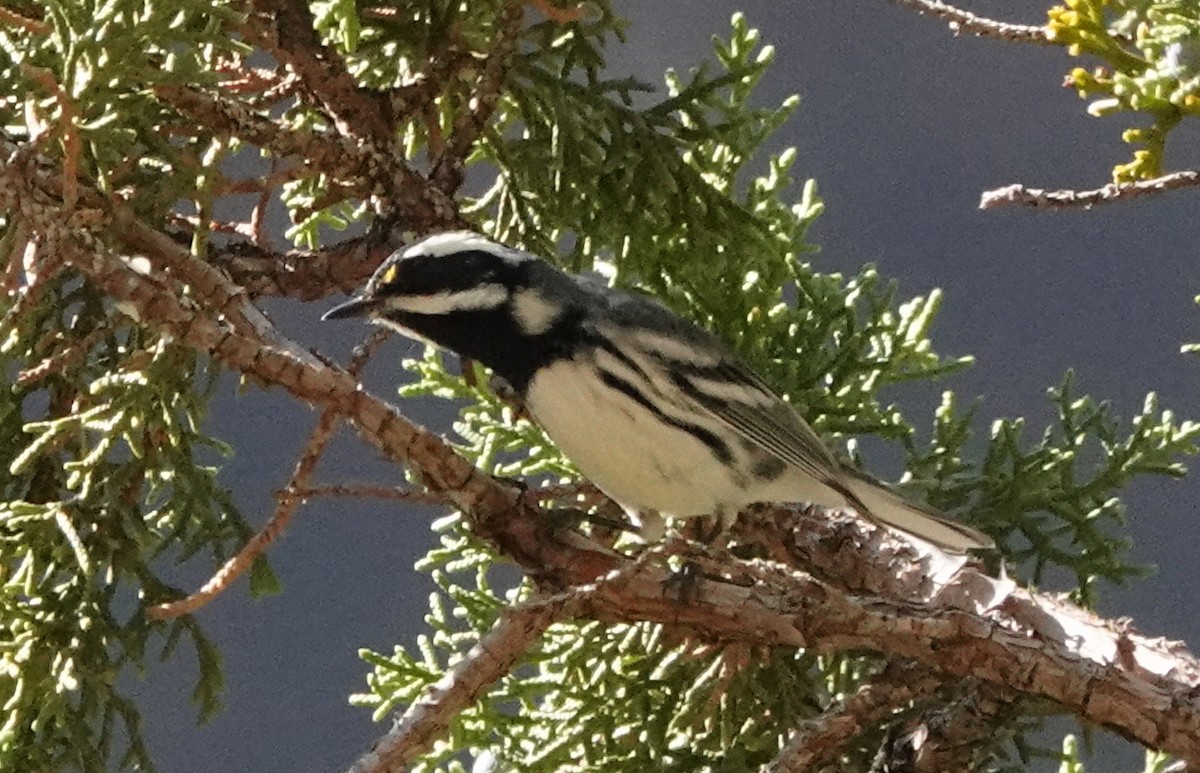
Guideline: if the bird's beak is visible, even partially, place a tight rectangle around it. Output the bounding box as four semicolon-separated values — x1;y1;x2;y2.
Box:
322;296;378;320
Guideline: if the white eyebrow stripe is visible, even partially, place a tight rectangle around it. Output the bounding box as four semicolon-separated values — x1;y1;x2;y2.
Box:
385;284;509;315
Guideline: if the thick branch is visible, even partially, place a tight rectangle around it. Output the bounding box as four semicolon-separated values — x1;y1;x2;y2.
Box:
1;133;508;523
577;525;1200;765
980;172;1200;209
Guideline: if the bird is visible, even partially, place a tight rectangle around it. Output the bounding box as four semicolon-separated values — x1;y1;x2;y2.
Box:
323;231;993;553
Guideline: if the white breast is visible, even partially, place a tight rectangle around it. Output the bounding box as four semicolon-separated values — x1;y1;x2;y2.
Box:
524;357;853;521
525;359;773;517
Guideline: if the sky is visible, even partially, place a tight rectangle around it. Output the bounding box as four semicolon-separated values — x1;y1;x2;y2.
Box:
128;2;1199;771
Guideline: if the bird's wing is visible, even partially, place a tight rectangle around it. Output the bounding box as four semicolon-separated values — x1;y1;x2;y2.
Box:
682;361;994;551
587;288;992;551
589;288;842;482
671;359;842;484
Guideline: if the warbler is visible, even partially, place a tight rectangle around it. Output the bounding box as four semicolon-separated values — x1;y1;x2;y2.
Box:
324;232;992;553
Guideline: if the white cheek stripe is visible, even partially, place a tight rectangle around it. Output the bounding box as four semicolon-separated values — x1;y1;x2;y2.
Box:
387;284;508;315
511;288;563;335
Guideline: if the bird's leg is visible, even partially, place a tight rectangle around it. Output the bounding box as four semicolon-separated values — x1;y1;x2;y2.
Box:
693;508;733;548
662;507;733;600
544;502;635;535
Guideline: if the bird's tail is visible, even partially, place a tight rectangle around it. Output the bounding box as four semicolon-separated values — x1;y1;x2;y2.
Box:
841;472;993;553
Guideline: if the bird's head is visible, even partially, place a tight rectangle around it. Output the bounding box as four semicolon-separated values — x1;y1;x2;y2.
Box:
322;231;578;391
322;231;528;324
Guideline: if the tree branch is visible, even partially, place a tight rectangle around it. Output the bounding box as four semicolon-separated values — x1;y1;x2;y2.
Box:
910;680;1026;771
0;5;50;35
980;172;1200;209
1;131;511;526
205;230;402;301
346;595;576;773
148;329;392;619
429;3;524;192
245;0;394;143
769;662;943;772
886;0;1052;44
291;483;444;505
155;85;466;229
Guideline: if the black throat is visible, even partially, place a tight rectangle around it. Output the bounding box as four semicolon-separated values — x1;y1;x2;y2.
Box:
394;305;583;394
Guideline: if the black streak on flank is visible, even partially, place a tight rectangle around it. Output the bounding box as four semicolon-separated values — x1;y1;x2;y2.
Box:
596;369;733;465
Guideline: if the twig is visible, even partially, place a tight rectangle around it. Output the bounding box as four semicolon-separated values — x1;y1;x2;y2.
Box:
20;64;81;210
980;171;1200;209
250;157;277;248
1;228;63;332
17;324;112;385
347;544;670;773
216;64;289;96
147;329;390;619
155;84;465;227
154;85;372;194
388;47;476;123
528;0;587;24
530;480;602;501
207;231;399;301
907;681;1023;772
769;662;942;772
244;0;393;143
213;164;305;197
145;404;344;619
347;595;574;773
430;4;525;192
887;0;1052;44
290;483;444;505
0;6;49;34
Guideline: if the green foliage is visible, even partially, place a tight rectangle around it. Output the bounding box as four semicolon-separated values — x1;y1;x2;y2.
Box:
1059;735;1086;773
0;0;249;221
0;2;267;769
911;374;1199;605
0;284;252;770
1048;0;1200;181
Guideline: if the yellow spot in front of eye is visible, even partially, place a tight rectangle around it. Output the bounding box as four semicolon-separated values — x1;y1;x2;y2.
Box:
381;264;399;285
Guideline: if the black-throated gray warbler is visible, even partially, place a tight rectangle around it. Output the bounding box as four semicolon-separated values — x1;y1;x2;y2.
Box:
323;231;992;553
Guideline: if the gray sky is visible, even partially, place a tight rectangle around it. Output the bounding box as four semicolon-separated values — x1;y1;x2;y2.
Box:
129;2;1199;771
